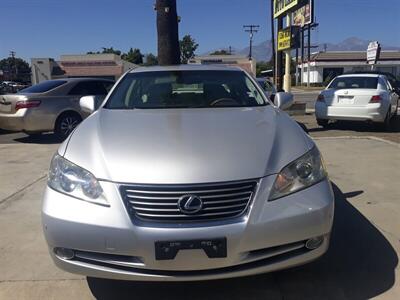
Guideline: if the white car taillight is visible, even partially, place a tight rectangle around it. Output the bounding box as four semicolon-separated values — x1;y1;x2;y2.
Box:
369;95;382;103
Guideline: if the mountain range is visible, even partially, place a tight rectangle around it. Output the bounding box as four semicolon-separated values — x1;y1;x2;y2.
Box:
204;37;400;62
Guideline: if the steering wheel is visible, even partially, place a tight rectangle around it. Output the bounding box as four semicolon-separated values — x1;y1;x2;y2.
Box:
209;98;240;107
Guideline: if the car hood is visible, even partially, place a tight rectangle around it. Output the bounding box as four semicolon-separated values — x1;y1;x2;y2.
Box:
63;107;314;184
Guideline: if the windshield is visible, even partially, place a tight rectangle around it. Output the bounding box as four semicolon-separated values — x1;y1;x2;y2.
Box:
105;70;267;109
19;80;67;93
328;77;378;90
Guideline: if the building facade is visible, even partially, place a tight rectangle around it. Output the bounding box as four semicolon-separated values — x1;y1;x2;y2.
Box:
298;51;400;85
188;55;256;76
31;54;137;84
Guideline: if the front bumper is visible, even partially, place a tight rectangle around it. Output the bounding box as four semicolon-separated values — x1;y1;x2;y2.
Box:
315;102;386;122
42;177;335;281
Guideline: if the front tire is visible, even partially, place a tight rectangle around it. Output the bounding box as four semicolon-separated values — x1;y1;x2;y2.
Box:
55;112;82;140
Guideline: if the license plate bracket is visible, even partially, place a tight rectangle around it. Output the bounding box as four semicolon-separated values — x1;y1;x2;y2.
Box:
155;238;227;260
338;96;354;104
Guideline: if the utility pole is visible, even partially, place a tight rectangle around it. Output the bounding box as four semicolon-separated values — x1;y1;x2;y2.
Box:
307;24;311;87
10;51;17;80
270;0;276;83
155;0;181;65
276;17;284;91
301;28;304;86
243;25;260;60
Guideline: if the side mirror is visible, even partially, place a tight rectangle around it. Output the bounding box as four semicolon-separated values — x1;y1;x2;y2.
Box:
80;95;96;114
274;92;294;110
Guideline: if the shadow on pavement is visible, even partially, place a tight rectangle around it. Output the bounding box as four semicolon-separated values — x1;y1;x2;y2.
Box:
13;133;61;144
87;183;397;300
308;116;400;133
0;129;12;135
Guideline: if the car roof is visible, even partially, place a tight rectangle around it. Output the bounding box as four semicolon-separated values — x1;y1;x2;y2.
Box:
336;73;382;78
53;78;115;83
129;64;244;73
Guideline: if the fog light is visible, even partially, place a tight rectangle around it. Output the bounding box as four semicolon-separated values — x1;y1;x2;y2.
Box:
305;236;324;250
54;247;75;260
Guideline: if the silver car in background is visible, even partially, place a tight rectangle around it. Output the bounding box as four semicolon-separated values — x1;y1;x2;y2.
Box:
256;77;277;99
0;78;114;138
315;74;399;130
42;65;334;281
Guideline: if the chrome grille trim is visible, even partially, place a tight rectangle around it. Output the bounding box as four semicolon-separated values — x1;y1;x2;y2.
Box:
120;180;258;223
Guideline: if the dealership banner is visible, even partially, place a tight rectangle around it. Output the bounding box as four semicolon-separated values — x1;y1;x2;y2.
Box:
292;0;313;27
274;0;299;18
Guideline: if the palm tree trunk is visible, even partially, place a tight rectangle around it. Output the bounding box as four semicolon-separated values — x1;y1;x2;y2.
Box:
156;0;181;65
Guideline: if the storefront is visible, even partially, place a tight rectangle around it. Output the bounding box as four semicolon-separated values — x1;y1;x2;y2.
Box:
298;51;400;85
188;55;256;76
31;54;137;84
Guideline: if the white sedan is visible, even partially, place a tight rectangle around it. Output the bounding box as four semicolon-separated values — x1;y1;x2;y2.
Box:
315;74;399;130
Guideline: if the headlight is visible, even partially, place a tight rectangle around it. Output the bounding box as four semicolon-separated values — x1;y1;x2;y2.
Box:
269;147;327;201
48;154;106;205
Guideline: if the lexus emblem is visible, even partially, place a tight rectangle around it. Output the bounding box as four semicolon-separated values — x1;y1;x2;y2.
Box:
178;195;203;215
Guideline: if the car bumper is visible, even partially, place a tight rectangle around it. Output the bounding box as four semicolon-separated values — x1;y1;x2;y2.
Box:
0;109;54;132
42;177;335;282
0;109;27;131
315;102;386;122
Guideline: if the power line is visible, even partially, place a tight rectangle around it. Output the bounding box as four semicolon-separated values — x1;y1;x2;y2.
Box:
243;25;260;60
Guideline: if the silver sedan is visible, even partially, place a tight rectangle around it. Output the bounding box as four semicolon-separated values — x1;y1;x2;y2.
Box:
42;65;334;281
0;78;114;139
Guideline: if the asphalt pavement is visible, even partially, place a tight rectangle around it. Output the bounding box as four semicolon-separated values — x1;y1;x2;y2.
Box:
0;127;400;299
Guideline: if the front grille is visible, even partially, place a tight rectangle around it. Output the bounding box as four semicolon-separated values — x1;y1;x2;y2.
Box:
120;180;258;223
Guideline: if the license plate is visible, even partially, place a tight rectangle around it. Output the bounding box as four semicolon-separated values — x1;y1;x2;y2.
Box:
338;96;354;105
155;238;227;260
0;104;11;112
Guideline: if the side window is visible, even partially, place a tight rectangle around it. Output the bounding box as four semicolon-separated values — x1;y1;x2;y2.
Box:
69;81;108;96
385;78;393;91
378;78;389;91
245;77;264;104
103;81;114;93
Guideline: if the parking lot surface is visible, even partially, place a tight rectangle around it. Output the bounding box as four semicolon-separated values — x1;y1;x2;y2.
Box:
0;124;399;299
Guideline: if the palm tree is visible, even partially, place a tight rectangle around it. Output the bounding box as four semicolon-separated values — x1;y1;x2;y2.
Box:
156;0;181;65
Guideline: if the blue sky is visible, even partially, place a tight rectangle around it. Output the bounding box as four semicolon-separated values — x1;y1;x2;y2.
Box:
1;0;399;61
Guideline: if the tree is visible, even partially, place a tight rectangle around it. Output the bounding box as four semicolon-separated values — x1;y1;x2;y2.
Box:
0;57;30;82
179;35;199;64
100;47;122;55
87;47;122;55
144;53;159;66
209;49;231;56
122;48;144;64
156;0;181;65
256;61;273;77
